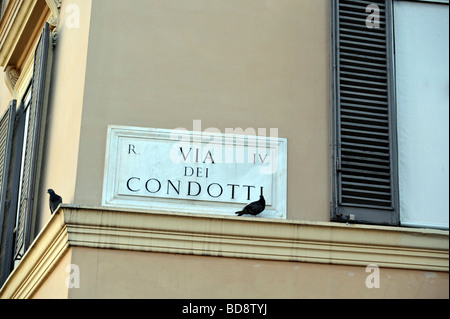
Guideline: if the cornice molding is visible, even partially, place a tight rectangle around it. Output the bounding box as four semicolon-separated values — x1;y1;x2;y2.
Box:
0;207;68;299
0;0;60;95
0;205;448;298
0;0;31;66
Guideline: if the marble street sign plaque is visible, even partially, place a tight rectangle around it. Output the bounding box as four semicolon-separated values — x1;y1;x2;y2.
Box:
102;125;287;219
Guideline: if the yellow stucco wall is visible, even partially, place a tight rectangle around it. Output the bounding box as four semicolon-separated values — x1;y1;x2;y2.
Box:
30;247;72;299
0;81;12;112
73;0;330;222
35;0;92;232
30;246;449;299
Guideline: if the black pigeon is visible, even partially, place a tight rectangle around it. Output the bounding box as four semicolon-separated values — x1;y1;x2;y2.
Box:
235;195;266;216
47;189;62;214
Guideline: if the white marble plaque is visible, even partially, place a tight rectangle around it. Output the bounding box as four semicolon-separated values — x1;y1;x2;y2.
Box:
102;125;287;218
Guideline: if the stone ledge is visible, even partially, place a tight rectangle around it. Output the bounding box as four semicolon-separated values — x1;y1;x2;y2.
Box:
1;204;448;298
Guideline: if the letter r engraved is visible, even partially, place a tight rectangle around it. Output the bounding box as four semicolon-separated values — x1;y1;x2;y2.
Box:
128;144;137;155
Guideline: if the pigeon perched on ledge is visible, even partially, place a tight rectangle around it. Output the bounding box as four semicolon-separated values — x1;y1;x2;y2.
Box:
47;189;62;214
235;195;266;216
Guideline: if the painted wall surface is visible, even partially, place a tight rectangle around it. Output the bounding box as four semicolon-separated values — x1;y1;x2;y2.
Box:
30;248;72;299
0;81;11;113
30;247;449;299
35;0;92;232
74;0;330;222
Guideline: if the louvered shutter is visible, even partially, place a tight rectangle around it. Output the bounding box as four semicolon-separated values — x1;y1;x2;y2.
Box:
331;0;399;225
0;102;16;249
0;101;22;285
14;23;52;260
0;102;16;280
0;102;15;218
0;100;26;285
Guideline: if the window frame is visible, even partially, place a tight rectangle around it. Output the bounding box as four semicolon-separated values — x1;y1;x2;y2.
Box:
13;23;51;262
12;85;31;264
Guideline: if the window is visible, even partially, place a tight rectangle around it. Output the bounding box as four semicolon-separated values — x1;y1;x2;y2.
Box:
331;0;449;229
0;22;53;286
13;22;52;262
393;0;449;229
13;88;32;263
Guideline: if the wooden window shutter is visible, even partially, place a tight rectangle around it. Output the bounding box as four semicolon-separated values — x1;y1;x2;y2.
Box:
0;102;16;265
331;0;399;225
0;101;16;286
0;100;23;285
14;23;52;260
0;102;15;221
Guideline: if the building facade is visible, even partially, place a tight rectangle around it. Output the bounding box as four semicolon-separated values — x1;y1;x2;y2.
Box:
0;0;448;299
